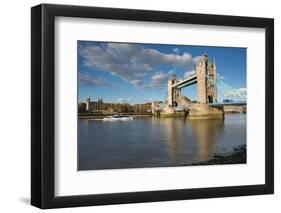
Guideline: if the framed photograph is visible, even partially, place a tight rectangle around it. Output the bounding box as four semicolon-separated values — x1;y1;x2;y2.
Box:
31;4;274;209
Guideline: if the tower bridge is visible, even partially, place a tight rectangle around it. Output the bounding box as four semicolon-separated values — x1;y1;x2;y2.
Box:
168;53;217;107
152;53;247;119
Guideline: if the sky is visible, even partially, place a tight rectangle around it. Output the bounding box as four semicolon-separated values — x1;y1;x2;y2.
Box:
78;41;246;104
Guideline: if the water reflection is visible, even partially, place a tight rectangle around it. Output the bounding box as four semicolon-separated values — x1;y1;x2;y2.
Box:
78;115;244;170
189;119;224;161
151;117;224;164
160;118;185;164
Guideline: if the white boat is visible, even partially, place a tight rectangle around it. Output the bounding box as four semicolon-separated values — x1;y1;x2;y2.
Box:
102;115;134;121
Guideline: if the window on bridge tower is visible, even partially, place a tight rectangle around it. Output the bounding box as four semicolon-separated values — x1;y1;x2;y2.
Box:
208;96;213;103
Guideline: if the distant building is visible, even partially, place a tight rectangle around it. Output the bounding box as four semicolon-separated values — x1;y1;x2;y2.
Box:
84;97;104;112
85;98;91;111
79;98;152;114
151;101;163;115
133;103;152;113
78;102;86;112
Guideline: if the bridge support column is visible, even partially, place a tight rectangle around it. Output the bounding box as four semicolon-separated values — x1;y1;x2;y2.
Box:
189;103;224;120
196;53;217;104
167;79;173;106
168;75;181;106
197;55;208;104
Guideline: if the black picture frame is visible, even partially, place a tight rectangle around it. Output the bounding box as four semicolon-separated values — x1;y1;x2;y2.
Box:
31;3;274;209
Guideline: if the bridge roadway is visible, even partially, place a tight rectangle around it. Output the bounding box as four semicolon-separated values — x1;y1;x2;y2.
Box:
209;101;247;106
173;101;246;112
168;73;246;109
171;74;197;89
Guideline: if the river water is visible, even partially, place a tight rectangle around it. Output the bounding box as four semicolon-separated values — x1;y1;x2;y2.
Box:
78;114;246;170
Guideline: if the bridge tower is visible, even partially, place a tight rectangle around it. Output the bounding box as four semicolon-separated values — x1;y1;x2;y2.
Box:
207;57;217;103
167;75;181;106
196;53;217;104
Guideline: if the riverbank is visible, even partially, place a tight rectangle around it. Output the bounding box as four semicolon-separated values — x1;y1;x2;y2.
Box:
79;114;152;119
192;145;246;165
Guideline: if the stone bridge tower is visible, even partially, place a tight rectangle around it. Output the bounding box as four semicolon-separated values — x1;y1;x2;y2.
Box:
167;75;181;107
196;53;217;104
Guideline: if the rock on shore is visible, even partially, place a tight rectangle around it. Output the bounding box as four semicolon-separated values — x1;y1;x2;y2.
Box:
192;145;246;165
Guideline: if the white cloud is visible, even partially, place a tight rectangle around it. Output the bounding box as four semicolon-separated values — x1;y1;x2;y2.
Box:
184;70;196;78
130;79;142;86
168;70;175;75
237;87;247;95
237;87;246;92
79;42;193;88
237;88;247;99
143;72;170;88
79;73;113;87
216;73;226;80
117;98;132;103
193;55;203;64
173;48;180;54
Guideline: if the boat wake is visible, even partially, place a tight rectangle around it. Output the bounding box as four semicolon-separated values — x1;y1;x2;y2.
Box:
102;115;134;121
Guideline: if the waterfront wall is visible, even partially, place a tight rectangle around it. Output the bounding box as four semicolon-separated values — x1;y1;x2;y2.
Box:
189;104;224;120
211;105;246;113
223;105;246;113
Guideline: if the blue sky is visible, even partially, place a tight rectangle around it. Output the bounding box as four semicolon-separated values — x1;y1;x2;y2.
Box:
78;41;246;103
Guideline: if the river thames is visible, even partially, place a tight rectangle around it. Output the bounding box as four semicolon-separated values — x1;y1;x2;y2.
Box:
78;114;246;170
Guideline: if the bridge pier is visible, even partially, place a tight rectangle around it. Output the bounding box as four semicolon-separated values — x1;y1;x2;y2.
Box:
160;106;186;117
197;53;217;104
189;103;224;120
209;104;247;114
223;105;246;113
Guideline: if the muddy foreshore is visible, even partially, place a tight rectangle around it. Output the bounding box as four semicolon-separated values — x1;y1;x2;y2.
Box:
192;145;246;166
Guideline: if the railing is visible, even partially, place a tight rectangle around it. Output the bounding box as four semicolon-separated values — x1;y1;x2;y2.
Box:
206;75;247;103
171;73;197;88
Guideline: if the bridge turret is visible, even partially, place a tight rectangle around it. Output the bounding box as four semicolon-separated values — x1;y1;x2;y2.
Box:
167;78;173;106
206;57;217;103
167;74;181;107
196;54;208;104
196;53;217;104
212;57;216;80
